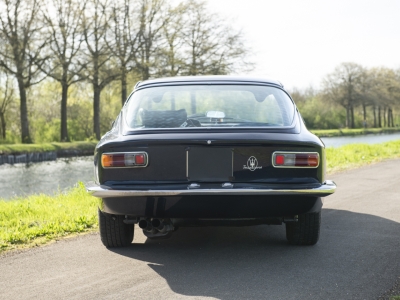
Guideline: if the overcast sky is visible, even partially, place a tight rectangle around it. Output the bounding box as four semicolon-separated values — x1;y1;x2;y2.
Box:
206;0;400;90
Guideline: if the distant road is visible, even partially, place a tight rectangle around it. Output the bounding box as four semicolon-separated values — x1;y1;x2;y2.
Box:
1;159;400;299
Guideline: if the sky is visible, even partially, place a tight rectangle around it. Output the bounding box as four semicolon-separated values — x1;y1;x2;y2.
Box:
206;0;400;90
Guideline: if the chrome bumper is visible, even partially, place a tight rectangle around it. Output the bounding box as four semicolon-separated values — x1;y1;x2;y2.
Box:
86;180;336;198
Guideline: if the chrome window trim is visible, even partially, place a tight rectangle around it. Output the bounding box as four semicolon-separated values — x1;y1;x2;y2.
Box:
271;151;320;168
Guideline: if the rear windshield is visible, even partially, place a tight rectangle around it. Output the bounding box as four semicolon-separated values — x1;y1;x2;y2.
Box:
125;85;295;129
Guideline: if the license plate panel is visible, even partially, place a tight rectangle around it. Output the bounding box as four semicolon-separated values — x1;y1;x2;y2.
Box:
187;147;233;181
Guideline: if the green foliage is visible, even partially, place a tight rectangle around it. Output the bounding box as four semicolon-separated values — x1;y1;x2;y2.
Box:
0;183;98;252
0;131;20;144
296;96;346;129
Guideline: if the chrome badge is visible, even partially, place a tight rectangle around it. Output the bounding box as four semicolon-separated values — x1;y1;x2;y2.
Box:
243;156;262;171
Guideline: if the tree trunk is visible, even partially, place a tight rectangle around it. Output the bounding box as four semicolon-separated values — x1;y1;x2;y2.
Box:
346;106;350;128
362;104;367;122
0;112;6;139
17;77;32;143
350;105;355;129
93;85;101;140
190;44;197;76
121;69;127;106
142;66;150;80
373;106;377;128
383;107;387;127
378;106;381;127
60;82;70;142
391;109;395;127
93;57;101;140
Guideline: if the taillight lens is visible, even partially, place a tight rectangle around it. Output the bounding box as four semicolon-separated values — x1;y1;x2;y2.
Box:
101;152;148;168
272;152;319;168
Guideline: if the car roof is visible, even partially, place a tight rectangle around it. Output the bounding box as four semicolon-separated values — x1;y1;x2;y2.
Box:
135;75;284;89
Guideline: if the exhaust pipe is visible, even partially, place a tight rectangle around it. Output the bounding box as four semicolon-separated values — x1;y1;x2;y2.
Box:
139;219;154;232
151;218;174;233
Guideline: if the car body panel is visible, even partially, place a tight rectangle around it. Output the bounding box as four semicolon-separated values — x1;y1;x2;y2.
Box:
87;76;335;221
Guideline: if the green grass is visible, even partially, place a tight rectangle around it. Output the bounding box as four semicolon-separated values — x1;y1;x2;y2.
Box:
391;297;400;300
326;140;400;174
1;140;400;253
0;141;97;155
311;127;400;137
0;183;98;252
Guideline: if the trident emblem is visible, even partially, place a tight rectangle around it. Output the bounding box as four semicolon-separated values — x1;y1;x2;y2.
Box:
246;156;258;171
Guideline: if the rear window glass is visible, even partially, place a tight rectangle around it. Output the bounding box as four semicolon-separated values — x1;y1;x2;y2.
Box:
125;85;295;129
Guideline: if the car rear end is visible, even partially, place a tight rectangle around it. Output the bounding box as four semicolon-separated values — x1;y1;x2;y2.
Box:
87;77;336;246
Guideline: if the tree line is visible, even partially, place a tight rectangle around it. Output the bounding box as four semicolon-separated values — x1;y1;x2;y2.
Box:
0;0;251;143
0;1;399;144
291;63;400;130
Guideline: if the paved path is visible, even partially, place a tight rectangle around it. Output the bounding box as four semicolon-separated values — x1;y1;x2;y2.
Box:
1;160;400;299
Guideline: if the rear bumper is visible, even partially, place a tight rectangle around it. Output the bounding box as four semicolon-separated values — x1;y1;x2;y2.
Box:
86;180;336;198
86;181;335;218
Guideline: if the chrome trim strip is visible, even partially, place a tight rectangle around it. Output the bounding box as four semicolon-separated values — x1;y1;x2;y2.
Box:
186;150;189;178
86;180;336;198
271;151;320;168
232;149;234;176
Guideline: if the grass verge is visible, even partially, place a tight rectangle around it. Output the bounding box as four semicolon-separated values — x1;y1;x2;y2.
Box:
1;140;400;253
326;140;400;174
0;141;97;155
0;183;98;253
311;127;400;137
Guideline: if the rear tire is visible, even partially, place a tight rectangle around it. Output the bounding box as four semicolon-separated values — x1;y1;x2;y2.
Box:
98;209;134;247
285;210;321;246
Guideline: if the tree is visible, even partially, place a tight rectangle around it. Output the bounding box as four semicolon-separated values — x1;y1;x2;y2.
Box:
0;0;47;143
41;0;85;141
181;0;252;76
81;0;120;139
107;0;139;106
134;0;167;80
0;73;14;139
154;2;186;77
369;68;400;127
322;63;364;128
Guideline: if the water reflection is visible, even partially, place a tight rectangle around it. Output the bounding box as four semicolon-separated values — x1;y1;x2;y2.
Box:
0;156;94;200
321;132;400;148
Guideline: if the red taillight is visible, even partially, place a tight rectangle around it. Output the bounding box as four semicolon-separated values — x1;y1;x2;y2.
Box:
135;154;145;165
275;154;285;165
101;152;148;168
272;152;319;168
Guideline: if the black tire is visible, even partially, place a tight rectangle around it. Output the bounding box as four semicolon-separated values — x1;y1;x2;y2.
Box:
98;209;134;247
285;210;321;246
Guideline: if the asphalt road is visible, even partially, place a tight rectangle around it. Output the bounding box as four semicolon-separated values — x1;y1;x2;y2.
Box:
1;159;400;300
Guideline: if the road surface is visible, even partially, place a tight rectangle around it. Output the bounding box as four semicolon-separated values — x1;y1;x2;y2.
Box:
1;159;400;299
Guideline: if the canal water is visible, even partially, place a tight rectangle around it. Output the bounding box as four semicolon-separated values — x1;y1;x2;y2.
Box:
0;157;94;200
320;132;400;148
1;133;400;200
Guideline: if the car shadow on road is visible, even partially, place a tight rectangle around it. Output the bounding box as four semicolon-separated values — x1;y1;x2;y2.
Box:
109;209;400;299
